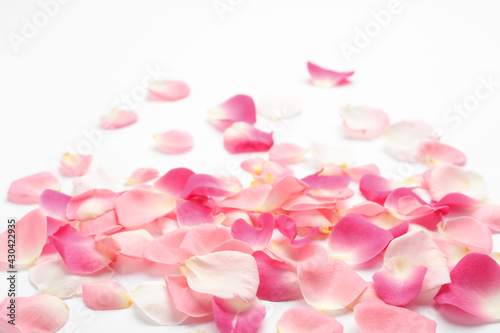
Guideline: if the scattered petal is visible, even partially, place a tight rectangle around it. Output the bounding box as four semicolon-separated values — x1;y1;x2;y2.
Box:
340;105;389;140
471;204;500;232
154;130;194;154
419;141;466;166
148;81;190;101
276;306;344;333
213;296;266;333
428;164;487;203
82;280;132;310
208;94;256;131
439;217;492;253
269;143;308;164
310;141;356;167
125;168;159;186
223;122;273;154
384;120;436;161
60;153;92;177
100;109;138;130
39;189;71;221
231;212;274;248
307;61;354;87
8;171;60;204
165;275;213;317
66;189;118;221
153;167;195;196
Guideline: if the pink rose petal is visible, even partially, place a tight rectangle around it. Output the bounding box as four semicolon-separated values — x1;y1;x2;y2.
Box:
100;109;138;130
439;216;492;253
177;197;216;227
231;212;274;248
82;280;132;310
269;143;308;164
125;168;159;186
60;153;92;177
154;130;194;154
428;164;487;203
66;189;118;221
153;167;195;196
212;296;266;333
297;257;367;311
340;105;390;140
39;189;71;221
208;94;256;131
165;275;213;317
307;61;354;87
8;171;61;204
384;120;437;161
223;122;273;154
354;301;437;333
471;204;500;232
105;229;154;259
115;188;176;229
148;80;190;101
276;306;344;333
419;141;466;166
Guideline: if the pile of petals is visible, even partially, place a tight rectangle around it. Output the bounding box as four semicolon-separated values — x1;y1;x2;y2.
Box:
2;63;500;333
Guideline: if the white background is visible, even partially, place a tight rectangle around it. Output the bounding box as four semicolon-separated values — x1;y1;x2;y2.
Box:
1;0;500;332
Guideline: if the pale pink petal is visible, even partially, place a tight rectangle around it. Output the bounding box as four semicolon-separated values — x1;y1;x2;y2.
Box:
49;224;113;274
100;109;138;130
153;167;195;196
181;173;235;199
208;94;256;131
115;188;176;229
177;197;215;227
301;171;351;191
0;209;46;270
131;281;188;325
143;227;191;265
213;296;266;333
253;250;302;301
8;171;60;204
373;256;428;306
0;295;69;333
212;239;254;255
240;158;294;185
257;94;302;120
328;214;393;265
384;230;450;293
345;163;380;182
340;105;389;140
384;120;437;161
82;280;132;310
307;61;354;87
348;201;386;216
165;275;213;317
471;204;500;232
60;153;92;177
359;174;394;204
125;168;159;186
231;212;274;248
354;301;437;333
185;251;259;301
419;141;466;166
29;256;113;298
0;319;21;333
258;175;309;212
106;229;154;259
433;238;470;269
385;188;449;223
72;167;124;195
297;257;367;311
223;122;273;154
434;253;500;321
428;164;487;203
288;210;332;231
179;224;233;256
148;80;190;101
39;189;71;221
276;306;344;333
269;143;308;164
154;130;194;154
439;216;492;253
310;141;357;166
78;209;123;237
347;282;384;310
219;184;272;211
66;189;118;221
269;239;328;269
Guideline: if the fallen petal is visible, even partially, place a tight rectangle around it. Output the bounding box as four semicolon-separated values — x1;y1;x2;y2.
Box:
208;94;256;131
276;306;344;333
125;168;159;186
223;122;273;154
100;109;138;130
82;280;132;310
213;296;266;333
8;171;60;204
154;130;194;154
60;153;92;177
307;61;354;87
148;80;190;101
165;275;213;317
340;105;389;140
269;143;308;164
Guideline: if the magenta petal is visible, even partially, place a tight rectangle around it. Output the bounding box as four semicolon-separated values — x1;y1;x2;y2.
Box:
253;251;302;302
148;80;190;101
153;167;195;196
231;212;274;248
39;189;71;221
328;213;393;265
354;301;437;333
208;94;257;131
8;171;61;204
213;296;266;333
177;197;216;227
307;61;354;87
434;253;500;321
181;173;235;199
165;275;213;317
49;224;112;274
100;109;138;130
223;122;273;154
276;306;344;333
359;174;394;205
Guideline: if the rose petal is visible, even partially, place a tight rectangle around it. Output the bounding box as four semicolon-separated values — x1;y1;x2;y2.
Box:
208;94;256;131
297;257;367;311
66;189;118;221
269;143;308;164
223;122;273;154
212;296;266;333
78;209;123;238
340;105;390;140
115;188;176;229
82;280;132;310
373;256;428;306
125;168;159;186
354;301;437;333
72;167;124;195
328;213;393;265
307;61;354;87
165;275;213;317
131;281;188;325
384;120;436;161
419;141;466;166
434;253;500;321
39;190;71;221
185;251;259;302
428;164;487;203
143;227;191;265
148;80;190;101
231;212;274;248
100;109;138;130
8;171;61;204
471;204;500;232
154;130;194;154
359;174;394;205
177;197;216;227
181;173;235;199
219;184;272;211
257;175;309;212
106;229;154;259
439;216;492;253
310;141;356;167
257;94;302;120
0;295;69;333
29;256;114;299
153;167;195;196
0;209;46;270
60;153;92;177
276;306;344;333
